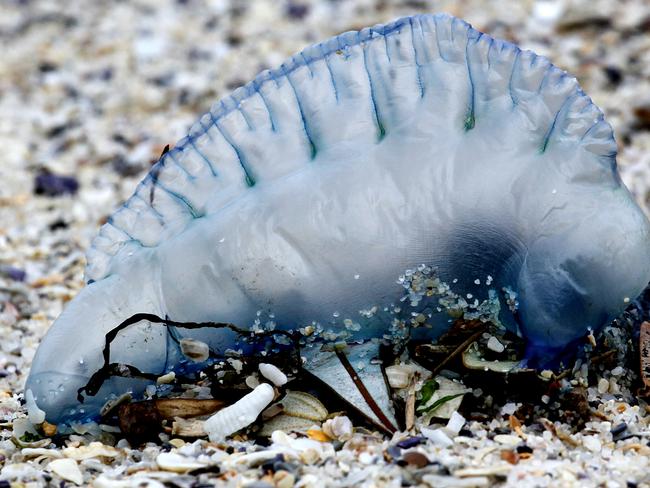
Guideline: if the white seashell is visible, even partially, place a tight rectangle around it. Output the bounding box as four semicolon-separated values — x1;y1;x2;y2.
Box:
385;364;414;389
62;441;120;461
420;427;454;447
180;338;210;362
245;374;260;389
156;371;176;384
21;448;63;460
258;363;288;386
278;390;328;421
322;415;353;441
156;451;208;473
49;458;83;485
172;418;206;438
486;336;505;353
204;383;275;442
445;411;466;436
24;389;45;425
259;415;317;437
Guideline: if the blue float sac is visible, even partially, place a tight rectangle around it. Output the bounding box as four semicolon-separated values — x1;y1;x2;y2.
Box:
26;13;650;424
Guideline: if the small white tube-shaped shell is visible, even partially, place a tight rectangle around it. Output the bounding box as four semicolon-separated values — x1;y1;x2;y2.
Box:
204;383;275;442
258;363;288;386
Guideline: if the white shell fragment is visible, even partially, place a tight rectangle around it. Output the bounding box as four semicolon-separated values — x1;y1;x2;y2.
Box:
486;336;505;353
322;415;353;441
278;391;328;421
258;363;288;386
204;383;275;442
48;458;83;485
156;452;209;473
25;12;650;424
445;411;466;436
62;442;121;461
180;338;210;363
385;364;414;389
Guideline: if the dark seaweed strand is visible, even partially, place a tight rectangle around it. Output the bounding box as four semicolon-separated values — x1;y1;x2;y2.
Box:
77;313;301;402
334;349;397;434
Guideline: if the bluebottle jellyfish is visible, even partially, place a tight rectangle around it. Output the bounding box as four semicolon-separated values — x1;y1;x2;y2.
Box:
26;13;650;430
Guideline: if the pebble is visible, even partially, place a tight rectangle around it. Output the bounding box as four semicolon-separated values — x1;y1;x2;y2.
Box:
401;450;429;468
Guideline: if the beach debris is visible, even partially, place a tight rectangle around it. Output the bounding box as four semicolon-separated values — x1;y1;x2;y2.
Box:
62;442;121;461
180;338;210;363
117;398;225;438
48;458;83;485
385;364;414;389
417;377;470;422
259;415;317;437
276;391;328;421
639;321;650;393
322;415;353;441
156;451;209;473
204;383;275;442
258;363;288;387
33;170;79;197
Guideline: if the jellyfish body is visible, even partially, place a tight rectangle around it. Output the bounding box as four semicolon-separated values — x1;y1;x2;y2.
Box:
26;14;650;424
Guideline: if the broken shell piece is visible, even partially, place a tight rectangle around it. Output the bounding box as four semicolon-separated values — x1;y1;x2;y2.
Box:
486;336;505;353
204;383;275;442
445;411;466;436
420;426;454;447
245;374;260;389
322;415;353;441
156;371;176;384
62;442;120;461
48;458;83;485
259;415;317;437
279;391;328;421
100;392;132;417
462;342;530;373
154;398;225;419
259;363;288;386
172;417;206;438
180;338;210;363
156;452;208;473
385;364;414;389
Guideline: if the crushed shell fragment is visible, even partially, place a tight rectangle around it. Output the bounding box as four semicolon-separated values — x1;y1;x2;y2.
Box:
48;458;83;485
385;364;414;389
180;338;210;362
322;415;353;441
